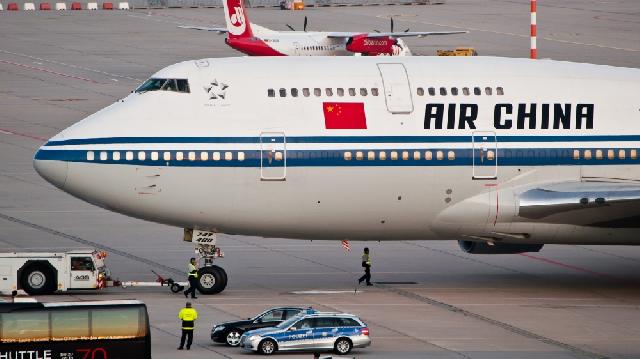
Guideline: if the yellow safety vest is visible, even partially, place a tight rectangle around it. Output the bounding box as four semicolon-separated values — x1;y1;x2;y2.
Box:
362;253;371;266
188;263;198;278
178;307;198;330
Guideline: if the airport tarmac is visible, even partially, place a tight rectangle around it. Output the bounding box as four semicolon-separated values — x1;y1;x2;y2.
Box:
1;1;640;358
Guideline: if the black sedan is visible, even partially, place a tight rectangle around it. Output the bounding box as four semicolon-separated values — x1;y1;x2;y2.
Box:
211;307;304;346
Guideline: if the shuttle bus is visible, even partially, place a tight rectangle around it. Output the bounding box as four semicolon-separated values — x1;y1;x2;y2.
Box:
0;300;151;359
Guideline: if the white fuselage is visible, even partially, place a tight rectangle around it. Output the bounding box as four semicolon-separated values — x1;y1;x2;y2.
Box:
34;56;640;245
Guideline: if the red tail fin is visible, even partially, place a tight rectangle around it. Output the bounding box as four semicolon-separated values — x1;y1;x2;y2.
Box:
223;0;254;39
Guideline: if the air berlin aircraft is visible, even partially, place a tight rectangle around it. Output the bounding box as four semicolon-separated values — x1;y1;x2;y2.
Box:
180;0;467;56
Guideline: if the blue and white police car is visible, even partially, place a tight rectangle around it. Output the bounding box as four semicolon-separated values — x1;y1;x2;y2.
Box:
239;309;371;355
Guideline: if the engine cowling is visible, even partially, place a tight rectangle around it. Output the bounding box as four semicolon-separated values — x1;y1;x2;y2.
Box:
346;35;396;56
458;240;544;254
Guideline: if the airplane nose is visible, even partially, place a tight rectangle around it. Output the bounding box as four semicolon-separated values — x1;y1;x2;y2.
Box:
33;148;68;190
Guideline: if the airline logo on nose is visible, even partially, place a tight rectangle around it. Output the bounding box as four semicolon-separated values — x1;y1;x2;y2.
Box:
226;0;247;36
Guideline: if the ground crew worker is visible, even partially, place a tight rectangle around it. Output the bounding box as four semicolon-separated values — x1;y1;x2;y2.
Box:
183;257;198;299
177;302;198;350
358;247;372;286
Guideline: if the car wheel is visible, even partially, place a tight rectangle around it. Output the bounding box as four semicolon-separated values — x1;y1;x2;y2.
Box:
21;265;55;295
258;338;277;355
334;337;352;355
225;329;243;347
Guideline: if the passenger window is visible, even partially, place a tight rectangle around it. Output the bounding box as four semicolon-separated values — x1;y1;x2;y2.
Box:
367;151;375;160
584;150;592;160
451;88;458;96
51;310;89;341
138;151;146;161
344;152;352;160
176;79;190;93
371;88;379;96
348;88;356;96
100;151;107;161
303;88;310;97
1;312;49;342
163;152;171;161
268;89;275;97
360;88;368;96
595;149;603;160
275;152;283;161
291;88;299;97
279;88;286;97
238;152;245;161
356;151;363;160
417;87;424;96
188;152;196;161
448;151;456;160
607;149;614;160
486;151;494;160
314;88;321;97
225;152;233;161
200;152;209;161
126;151;133;161
261;309;284;322
462;87;470;96
337;88;344;97
86;151;94;161
413;151;421;160
402;151;409;160
212;152;220;161
325;88;333;97
439;87;447;96
113;152;120;161
428;87;435;96
632;149;638;160
378;151;386;160
390;151;398;160
474;87;481;95
425;151;433;160
151;152;159;161
338;318;359;326
497;87;504;95
296;318;315;329
485;87;492;95
436;151;444;160
618;149;626;160
573;149;580;160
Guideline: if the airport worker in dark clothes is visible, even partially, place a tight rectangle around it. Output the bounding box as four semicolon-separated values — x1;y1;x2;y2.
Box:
178;302;198;350
358;247;373;286
183;257;199;299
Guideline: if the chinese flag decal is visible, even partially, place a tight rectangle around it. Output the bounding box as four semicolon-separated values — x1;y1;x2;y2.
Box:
323;102;367;129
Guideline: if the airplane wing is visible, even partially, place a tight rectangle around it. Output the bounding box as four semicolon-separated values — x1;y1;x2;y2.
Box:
326;30;468;39
178;25;228;34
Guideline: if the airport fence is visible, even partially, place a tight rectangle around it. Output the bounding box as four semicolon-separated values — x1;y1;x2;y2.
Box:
3;0;444;9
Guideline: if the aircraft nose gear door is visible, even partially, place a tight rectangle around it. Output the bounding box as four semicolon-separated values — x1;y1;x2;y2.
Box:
260;132;286;181
472;131;498;180
377;63;413;114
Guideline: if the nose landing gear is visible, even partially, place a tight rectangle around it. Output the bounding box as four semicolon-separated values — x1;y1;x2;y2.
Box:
185;229;228;295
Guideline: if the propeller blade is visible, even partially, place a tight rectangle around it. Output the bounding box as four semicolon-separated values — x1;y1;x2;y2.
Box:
390;17;394;33
304;16;308;32
286;24;296;31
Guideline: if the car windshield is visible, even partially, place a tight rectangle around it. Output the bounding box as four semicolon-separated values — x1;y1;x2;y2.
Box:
276;316;300;329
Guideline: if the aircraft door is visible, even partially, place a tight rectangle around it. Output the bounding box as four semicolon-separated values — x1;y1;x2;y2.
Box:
472;131;498;179
260;132;286;181
377;63;413;114
69;256;97;289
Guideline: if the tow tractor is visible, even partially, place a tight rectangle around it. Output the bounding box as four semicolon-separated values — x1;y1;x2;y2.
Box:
0;249;109;295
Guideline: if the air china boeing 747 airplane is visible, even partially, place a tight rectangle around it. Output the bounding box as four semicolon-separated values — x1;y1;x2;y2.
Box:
34;56;640;294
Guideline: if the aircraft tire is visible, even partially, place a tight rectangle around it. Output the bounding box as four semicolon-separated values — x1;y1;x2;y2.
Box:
197;266;227;295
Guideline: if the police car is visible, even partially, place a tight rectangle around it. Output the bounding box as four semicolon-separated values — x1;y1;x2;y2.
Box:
239;309;371;355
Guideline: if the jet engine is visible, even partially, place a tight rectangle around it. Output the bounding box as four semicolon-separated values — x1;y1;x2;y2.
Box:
458;240;544;254
346;35;397;56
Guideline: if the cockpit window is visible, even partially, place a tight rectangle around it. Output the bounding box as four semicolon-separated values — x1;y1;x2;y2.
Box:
135;78;190;93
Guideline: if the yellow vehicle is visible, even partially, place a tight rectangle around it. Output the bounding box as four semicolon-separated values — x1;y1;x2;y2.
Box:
436;47;478;56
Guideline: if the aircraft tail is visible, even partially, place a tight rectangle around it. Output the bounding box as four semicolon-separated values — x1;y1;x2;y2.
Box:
223;0;254;39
